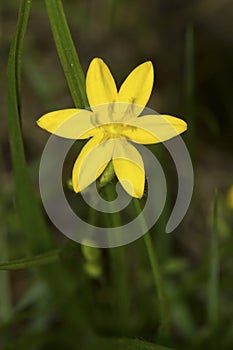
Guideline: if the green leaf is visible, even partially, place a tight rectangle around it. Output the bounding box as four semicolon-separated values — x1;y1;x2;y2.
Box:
7;0;53;253
44;0;89;108
0;249;60;271
6;3;92;338
87;337;174;350
0;215;12;321
208;190;219;330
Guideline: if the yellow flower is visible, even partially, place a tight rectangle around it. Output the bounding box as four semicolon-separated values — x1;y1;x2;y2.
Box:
37;58;187;198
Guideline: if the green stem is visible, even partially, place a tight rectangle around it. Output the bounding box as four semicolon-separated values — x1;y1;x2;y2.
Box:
45;0;89;108
98;161;115;189
0;249;60;270
133;198;169;336
0;148;12;321
0;228;12;321
208;190;219;331
105;186;129;331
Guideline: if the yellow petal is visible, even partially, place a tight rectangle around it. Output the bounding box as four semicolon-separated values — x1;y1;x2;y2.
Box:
72;133;114;193
37;109;97;139
86;58;118;109
112;140;145;198
124;114;187;144
118;61;154;116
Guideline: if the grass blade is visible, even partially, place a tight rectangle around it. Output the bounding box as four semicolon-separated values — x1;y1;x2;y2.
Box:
7;0;53;253
208;190;219;330
0;226;12;322
0;249;60;270
88;337;174;350
44;0;89;108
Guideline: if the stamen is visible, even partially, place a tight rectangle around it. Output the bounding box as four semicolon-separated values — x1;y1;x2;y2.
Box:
91;112;100;126
121;98;136;121
108;102;116;122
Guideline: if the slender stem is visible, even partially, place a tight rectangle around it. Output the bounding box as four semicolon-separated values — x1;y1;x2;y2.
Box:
143;233;165;309
0;227;12;322
208;190;219;331
45;0;88;108
0;147;12;321
105;186;129;331
133;198;169;335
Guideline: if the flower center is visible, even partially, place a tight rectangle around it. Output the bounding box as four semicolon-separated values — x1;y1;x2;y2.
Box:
102;122;137;139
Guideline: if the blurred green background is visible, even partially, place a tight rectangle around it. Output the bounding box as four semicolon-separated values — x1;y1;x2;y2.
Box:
0;0;233;349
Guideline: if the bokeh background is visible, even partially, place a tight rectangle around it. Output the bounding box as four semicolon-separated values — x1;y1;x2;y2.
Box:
0;0;233;349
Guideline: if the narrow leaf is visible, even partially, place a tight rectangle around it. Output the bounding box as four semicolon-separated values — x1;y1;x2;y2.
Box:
88;337;174;350
208;190;219;330
44;0;89;108
7;0;53;253
0;249;60;271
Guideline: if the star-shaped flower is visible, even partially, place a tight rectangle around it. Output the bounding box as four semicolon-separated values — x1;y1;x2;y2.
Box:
37;58;187;198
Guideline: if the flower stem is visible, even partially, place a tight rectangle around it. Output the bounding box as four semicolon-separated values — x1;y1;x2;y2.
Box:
45;0;88;108
207;190;219;331
105;186;130;332
0;227;12;322
133;198;170;337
